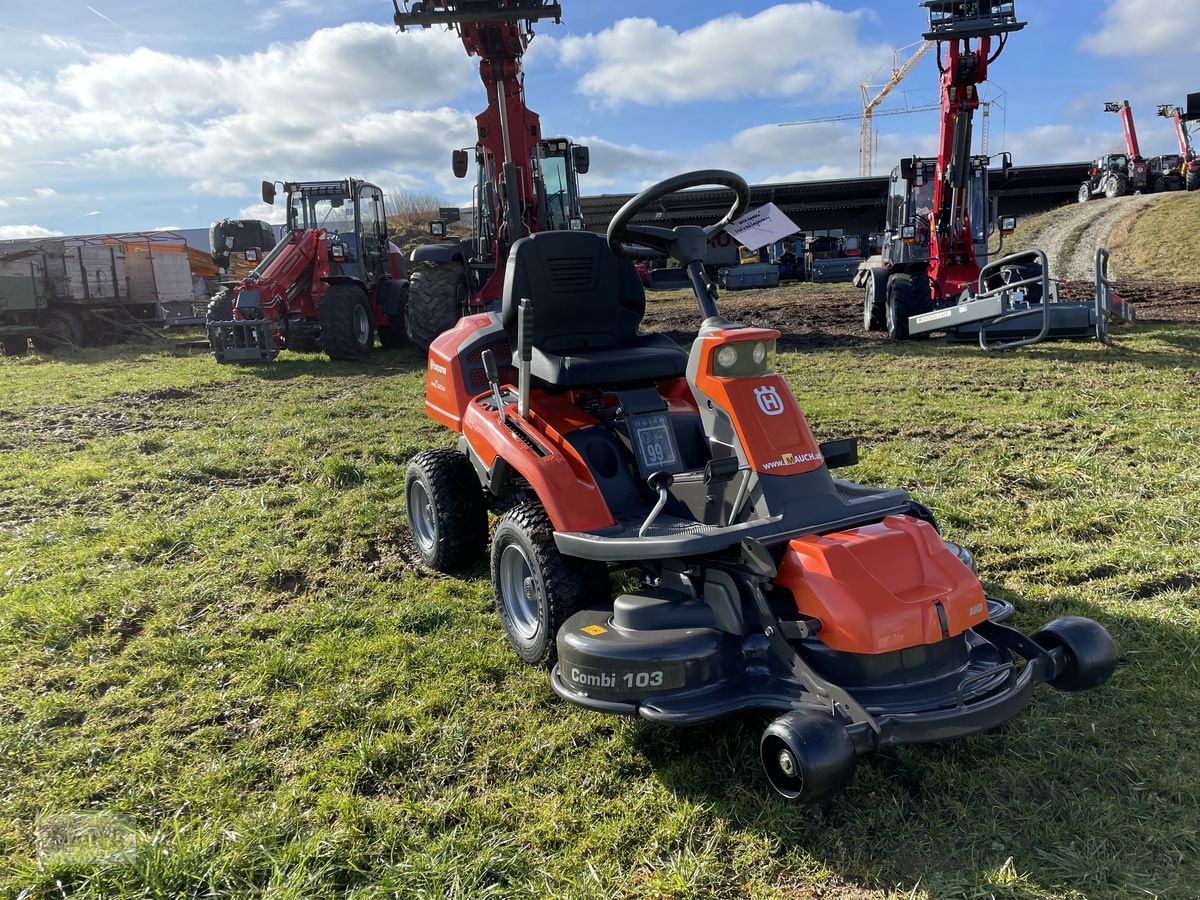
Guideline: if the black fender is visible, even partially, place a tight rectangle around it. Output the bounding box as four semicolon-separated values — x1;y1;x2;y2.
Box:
372;277;409;318
321;275;368;292
410;242;466;264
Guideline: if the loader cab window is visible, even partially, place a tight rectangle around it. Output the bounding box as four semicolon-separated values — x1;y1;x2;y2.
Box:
535;141;580;232
969;164;987;245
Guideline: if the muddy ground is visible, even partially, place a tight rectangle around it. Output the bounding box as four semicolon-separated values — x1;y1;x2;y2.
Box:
643;277;1200;350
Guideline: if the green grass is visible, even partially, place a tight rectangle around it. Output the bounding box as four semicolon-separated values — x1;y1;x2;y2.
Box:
1;314;1199;899
1106;191;1200;282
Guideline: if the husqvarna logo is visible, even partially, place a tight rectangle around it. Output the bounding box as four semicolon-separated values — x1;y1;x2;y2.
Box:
754;385;785;416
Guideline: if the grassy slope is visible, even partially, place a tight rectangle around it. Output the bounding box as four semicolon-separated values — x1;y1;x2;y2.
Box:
1105;191;1200;282
1;319;1199;899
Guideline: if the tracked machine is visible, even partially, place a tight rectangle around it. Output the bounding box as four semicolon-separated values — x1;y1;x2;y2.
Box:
404;169;1117;801
857;0;1135;350
206;179;408;364
392;0;590;349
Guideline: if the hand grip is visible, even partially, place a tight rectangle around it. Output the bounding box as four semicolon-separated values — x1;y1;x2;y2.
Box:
481;348;499;384
518;298;533;363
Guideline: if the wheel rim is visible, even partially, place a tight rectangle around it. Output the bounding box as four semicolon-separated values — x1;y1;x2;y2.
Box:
407;479;436;553
498;542;540;641
353;304;370;346
761;734;806;799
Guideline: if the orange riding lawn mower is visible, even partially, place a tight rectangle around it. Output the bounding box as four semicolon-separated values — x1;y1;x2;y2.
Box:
404;170;1117;801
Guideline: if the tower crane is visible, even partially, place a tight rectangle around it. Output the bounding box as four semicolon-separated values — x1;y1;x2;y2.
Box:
860;41;933;176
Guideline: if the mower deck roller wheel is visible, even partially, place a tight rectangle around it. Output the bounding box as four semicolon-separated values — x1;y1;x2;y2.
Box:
320;284;374;361
886;272;932;341
407;262;467;351
760;710;858;802
404;449;487;573
1032;616;1118;692
491;503;608;667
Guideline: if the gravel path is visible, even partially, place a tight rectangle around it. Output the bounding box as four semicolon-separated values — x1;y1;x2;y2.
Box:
1035;192;1162;282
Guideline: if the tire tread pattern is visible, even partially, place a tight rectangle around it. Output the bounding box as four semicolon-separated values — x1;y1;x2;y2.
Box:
406;449;488;573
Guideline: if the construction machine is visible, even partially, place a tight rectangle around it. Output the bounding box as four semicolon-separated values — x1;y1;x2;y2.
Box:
1157;98;1200;192
392;0;590;350
206;178;408;364
1079;101;1149;200
856;0;1135;350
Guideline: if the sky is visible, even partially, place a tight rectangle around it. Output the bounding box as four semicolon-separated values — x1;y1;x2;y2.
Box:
0;0;1196;239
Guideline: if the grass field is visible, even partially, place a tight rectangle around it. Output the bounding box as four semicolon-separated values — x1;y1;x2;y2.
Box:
2;302;1199;899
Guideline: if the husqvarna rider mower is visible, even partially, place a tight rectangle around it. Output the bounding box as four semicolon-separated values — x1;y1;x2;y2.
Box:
405;171;1116;801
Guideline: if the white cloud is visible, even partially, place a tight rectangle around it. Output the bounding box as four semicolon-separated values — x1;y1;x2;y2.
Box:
0;23;480;230
34;187;57;198
84;211;102;216
1087;0;1195;56
0;199;8;208
152;225;181;232
0;224;64;239
560;4;891;106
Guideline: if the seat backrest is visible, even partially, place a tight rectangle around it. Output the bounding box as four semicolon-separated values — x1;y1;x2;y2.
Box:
502;231;647;354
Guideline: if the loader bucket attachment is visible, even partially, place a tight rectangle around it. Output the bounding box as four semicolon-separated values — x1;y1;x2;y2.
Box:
922;0;1026;41
208;319;280;364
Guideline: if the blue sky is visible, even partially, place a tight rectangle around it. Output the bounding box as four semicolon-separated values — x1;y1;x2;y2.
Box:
0;0;1195;238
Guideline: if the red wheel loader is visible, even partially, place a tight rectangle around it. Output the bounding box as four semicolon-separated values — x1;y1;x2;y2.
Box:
855;0;1136;350
206;179;409;364
391;1;590;350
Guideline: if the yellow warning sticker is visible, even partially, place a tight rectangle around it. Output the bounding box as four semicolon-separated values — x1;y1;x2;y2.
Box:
581;625;608;636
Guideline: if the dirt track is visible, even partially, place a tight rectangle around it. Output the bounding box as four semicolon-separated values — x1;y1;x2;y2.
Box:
1036;193;1164;282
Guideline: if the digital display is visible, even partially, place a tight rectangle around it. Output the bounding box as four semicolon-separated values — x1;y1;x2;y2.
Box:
629;413;679;474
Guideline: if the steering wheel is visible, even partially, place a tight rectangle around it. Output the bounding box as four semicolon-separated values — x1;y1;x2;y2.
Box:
607;170;751;263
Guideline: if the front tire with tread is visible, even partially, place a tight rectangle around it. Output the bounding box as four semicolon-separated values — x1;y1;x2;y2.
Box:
407;262;467;351
404;449;488;573
319;284;374;362
885;273;932;342
491;503;608;667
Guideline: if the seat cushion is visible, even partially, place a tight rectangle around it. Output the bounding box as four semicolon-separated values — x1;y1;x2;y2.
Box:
532;332;687;388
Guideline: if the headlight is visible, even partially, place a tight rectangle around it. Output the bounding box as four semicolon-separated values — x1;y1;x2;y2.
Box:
712;338;776;377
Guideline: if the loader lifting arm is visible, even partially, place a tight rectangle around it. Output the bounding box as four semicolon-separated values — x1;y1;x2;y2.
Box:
921;0;1024;293
1158;104;1196;163
1104;100;1143;160
392;0;563;306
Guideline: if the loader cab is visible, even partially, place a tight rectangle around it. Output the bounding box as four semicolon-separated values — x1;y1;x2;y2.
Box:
884;156;991;267
459;138;590;295
280;179;391;287
534;138;588;232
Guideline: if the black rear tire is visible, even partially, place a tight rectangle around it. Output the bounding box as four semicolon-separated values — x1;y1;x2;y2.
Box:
1078;182;1093;203
863;268;886;332
491;503;608;667
1187;166;1200;192
33;309;84;351
1033;616;1117;692
885;273;932;341
407;262;466;351
319;284;373;362
760;710;858;802
1104;175;1128;199
404;449;488;573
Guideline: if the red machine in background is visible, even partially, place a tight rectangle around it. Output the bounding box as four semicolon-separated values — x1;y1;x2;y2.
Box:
1079;101;1150;200
1157;97;1200;192
857;0;1134;350
206;179;408;364
393;1;590;349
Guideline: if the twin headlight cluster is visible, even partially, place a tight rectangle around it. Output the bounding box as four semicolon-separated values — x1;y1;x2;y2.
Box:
712;338;777;377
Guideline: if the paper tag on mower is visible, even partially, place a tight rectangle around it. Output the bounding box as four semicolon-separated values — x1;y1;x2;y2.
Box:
725;202;800;252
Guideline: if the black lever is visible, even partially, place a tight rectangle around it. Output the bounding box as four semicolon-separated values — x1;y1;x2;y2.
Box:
481;349;506;424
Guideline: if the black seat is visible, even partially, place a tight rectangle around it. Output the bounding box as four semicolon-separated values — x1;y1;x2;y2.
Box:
501;231;687;388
